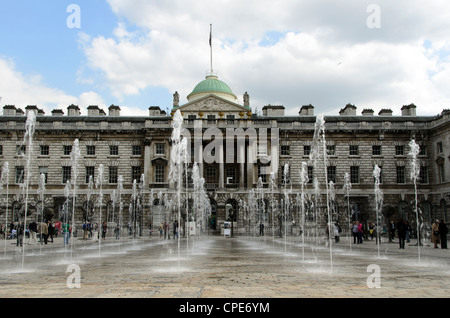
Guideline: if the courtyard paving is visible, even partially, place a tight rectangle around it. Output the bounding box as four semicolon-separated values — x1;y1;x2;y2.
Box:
0;233;449;300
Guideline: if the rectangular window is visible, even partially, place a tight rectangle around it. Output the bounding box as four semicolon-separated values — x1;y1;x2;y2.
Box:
15;166;24;183
0;145;3;156
155;165;165;183
40;145;49;156
437;142;443;154
350;166;359;184
327;166;336;183
372;145;382;156
187;115;196;123
155;143;165;155
206;166;217;183
109;166;118;184
85;166;95;184
109;145;119;156
207;115;216;124
395;145;404;156
303;145;311;156
226;167;236;184
63;145;72;156
349;145;359;156
326;145;335;156
419;166;428;184
226;115;235;124
132;166;142;182
39;166;48;184
132;145;142;156
257;165;267;183
396;166;406;183
86;145;96;156
419;144;427;156
62;166;71;184
438;164;445;183
281;145;290;156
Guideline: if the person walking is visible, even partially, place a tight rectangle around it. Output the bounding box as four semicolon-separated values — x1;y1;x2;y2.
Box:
114;224;120;240
397;218;406;249
159;223;164;238
259;222;265;236
439;219;448;249
431;220;440;248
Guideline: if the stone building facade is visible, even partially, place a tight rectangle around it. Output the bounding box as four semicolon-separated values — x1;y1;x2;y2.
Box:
0;74;449;237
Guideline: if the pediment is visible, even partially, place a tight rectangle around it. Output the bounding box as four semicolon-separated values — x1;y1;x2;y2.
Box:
177;94;248;113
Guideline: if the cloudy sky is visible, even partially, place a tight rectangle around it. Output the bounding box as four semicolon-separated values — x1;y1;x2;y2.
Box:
1;0;450;116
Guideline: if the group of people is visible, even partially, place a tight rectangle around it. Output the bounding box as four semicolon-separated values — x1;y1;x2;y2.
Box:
158;220;179;239
0;220;59;246
431;219;448;249
344;218;449;250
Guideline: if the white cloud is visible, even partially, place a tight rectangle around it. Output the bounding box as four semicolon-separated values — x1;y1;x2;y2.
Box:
0;57;108;115
77;1;450;115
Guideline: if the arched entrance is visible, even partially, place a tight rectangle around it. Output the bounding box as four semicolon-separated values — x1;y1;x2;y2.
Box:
225;198;238;222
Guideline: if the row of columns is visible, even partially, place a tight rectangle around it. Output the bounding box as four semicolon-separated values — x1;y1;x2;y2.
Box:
143;136;279;190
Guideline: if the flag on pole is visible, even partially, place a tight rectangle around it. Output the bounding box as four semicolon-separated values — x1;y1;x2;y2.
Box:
209;24;212;47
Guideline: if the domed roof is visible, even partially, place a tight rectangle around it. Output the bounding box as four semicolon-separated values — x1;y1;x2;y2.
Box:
187;75;237;103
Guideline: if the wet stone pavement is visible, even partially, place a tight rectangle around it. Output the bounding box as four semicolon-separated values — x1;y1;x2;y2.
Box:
0;234;449;298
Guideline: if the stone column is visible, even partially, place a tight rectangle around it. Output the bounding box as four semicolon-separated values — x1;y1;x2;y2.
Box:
219;141;224;189
144;138;152;185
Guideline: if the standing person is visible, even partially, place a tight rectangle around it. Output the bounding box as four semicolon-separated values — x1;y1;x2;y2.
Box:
357;221;363;244
167;222;171;239
405;221;411;243
259;222;265;236
114;224;120;239
41;220;49;245
16;221;24;247
369;223;375;240
390;220;396;242
352;221;358;244
333;222;341;243
62;222;70;245
38;220;48;244
431;220;440;248
173;220;178;239
159;223;163;238
101;221;107;240
29;220;38;244
82;222;88;240
439;219;448;249
47;221;54;243
397;218;406;249
163;222;168;239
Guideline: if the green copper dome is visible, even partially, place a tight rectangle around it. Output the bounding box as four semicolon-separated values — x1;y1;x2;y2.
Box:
187;75;237;102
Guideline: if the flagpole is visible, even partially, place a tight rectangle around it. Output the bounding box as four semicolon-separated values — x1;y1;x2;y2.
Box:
209;24;213;74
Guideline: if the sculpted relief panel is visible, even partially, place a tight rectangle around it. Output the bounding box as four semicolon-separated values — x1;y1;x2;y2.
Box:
181;97;246;113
